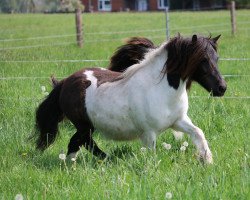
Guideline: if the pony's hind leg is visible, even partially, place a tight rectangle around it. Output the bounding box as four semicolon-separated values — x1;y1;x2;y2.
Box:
67;127;106;160
140;131;157;150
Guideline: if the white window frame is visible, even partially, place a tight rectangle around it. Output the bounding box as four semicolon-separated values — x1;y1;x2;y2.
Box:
158;0;169;9
98;0;111;11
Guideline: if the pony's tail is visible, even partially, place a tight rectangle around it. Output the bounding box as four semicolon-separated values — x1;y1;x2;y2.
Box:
35;78;64;151
108;37;155;72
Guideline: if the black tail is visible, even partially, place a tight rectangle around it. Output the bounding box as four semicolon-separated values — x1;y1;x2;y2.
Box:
35;79;64;151
108;37;155;72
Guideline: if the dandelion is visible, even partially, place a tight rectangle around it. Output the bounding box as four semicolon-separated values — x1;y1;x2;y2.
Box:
140;147;147;152
180;146;186;151
162;142;171;150
183;141;189;147
71;157;77;170
59;151;69;174
21;152;27;156
41;86;46;92
15;194;23;200
59;153;66;160
165;192;172;199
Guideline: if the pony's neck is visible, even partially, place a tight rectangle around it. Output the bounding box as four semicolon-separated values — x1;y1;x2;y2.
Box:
141;43;168;77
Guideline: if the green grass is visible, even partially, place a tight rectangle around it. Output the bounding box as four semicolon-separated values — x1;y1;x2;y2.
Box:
0;11;249;199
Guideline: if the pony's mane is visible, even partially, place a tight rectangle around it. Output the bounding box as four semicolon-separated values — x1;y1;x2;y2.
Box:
108;37;155;72
163;35;218;89
121;42;167;80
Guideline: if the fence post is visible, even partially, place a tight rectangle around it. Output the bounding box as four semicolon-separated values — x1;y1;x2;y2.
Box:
165;7;170;40
75;8;83;47
230;1;236;36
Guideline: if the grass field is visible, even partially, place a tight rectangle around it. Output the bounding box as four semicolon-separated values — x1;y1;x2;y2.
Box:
0;10;249;199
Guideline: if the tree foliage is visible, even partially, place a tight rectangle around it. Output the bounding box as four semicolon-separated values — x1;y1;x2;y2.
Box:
0;0;84;13
228;0;250;7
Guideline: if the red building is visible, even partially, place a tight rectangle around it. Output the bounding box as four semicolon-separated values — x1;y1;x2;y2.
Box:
81;0;167;12
81;0;226;12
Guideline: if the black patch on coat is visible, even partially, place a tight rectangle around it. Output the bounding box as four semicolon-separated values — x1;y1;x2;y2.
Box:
167;74;180;89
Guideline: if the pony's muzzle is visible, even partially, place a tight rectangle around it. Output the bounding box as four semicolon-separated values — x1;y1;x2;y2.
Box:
218;84;227;94
212;81;227;97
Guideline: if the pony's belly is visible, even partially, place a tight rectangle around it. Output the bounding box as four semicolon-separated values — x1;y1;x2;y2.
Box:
91;115;139;141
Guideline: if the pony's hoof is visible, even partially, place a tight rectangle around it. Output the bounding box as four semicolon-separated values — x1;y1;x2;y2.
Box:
67;152;78;161
98;152;108;160
198;150;213;164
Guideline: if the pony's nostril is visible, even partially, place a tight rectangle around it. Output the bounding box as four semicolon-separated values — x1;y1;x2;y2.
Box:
218;85;226;93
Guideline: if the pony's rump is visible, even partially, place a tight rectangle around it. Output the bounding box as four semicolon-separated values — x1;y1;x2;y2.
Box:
108;37;155;72
35;80;64;151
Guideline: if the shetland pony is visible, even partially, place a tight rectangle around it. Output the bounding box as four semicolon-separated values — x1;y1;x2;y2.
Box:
35;34;226;164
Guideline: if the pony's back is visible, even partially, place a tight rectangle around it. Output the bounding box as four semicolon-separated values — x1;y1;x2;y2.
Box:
108;37;155;72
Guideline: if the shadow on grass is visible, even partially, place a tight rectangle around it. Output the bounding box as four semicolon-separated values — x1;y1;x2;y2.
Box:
18;144;135;170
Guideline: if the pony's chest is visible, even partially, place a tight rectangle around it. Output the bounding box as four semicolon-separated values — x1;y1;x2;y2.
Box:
141;92;188;131
146;104;185;131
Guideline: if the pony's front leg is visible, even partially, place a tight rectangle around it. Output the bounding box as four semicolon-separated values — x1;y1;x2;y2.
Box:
140;131;156;150
173;116;213;164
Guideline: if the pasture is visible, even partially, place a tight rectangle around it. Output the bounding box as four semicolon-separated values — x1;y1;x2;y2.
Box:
0;10;249;199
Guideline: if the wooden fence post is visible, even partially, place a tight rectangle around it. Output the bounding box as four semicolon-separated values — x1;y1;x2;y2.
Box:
165;0;170;41
165;7;170;40
230;1;236;36
75;8;83;47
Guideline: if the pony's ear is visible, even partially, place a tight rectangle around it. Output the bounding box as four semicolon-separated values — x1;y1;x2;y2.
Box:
212;35;221;43
192;34;198;43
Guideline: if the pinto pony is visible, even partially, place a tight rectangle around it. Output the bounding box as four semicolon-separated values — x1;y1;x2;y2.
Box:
35;34;226;164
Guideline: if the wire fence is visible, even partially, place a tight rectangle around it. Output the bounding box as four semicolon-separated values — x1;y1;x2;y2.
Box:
0;57;249;63
0;21;249;43
1;96;250;101
1;74;250;81
0;57;249;81
1;28;249;51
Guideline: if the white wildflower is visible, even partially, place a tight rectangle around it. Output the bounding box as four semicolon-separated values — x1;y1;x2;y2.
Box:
180;146;186;151
183;141;189;147
15;194;23;200
41;86;46;92
165;192;172;199
162;142;171;150
44;92;49;96
59;153;66;160
140;147;147;152
71;157;76;162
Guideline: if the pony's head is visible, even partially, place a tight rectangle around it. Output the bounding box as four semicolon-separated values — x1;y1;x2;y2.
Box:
164;34;227;96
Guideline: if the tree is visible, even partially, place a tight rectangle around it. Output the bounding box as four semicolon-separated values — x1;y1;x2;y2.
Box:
60;0;84;12
0;0;36;13
229;0;250;7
